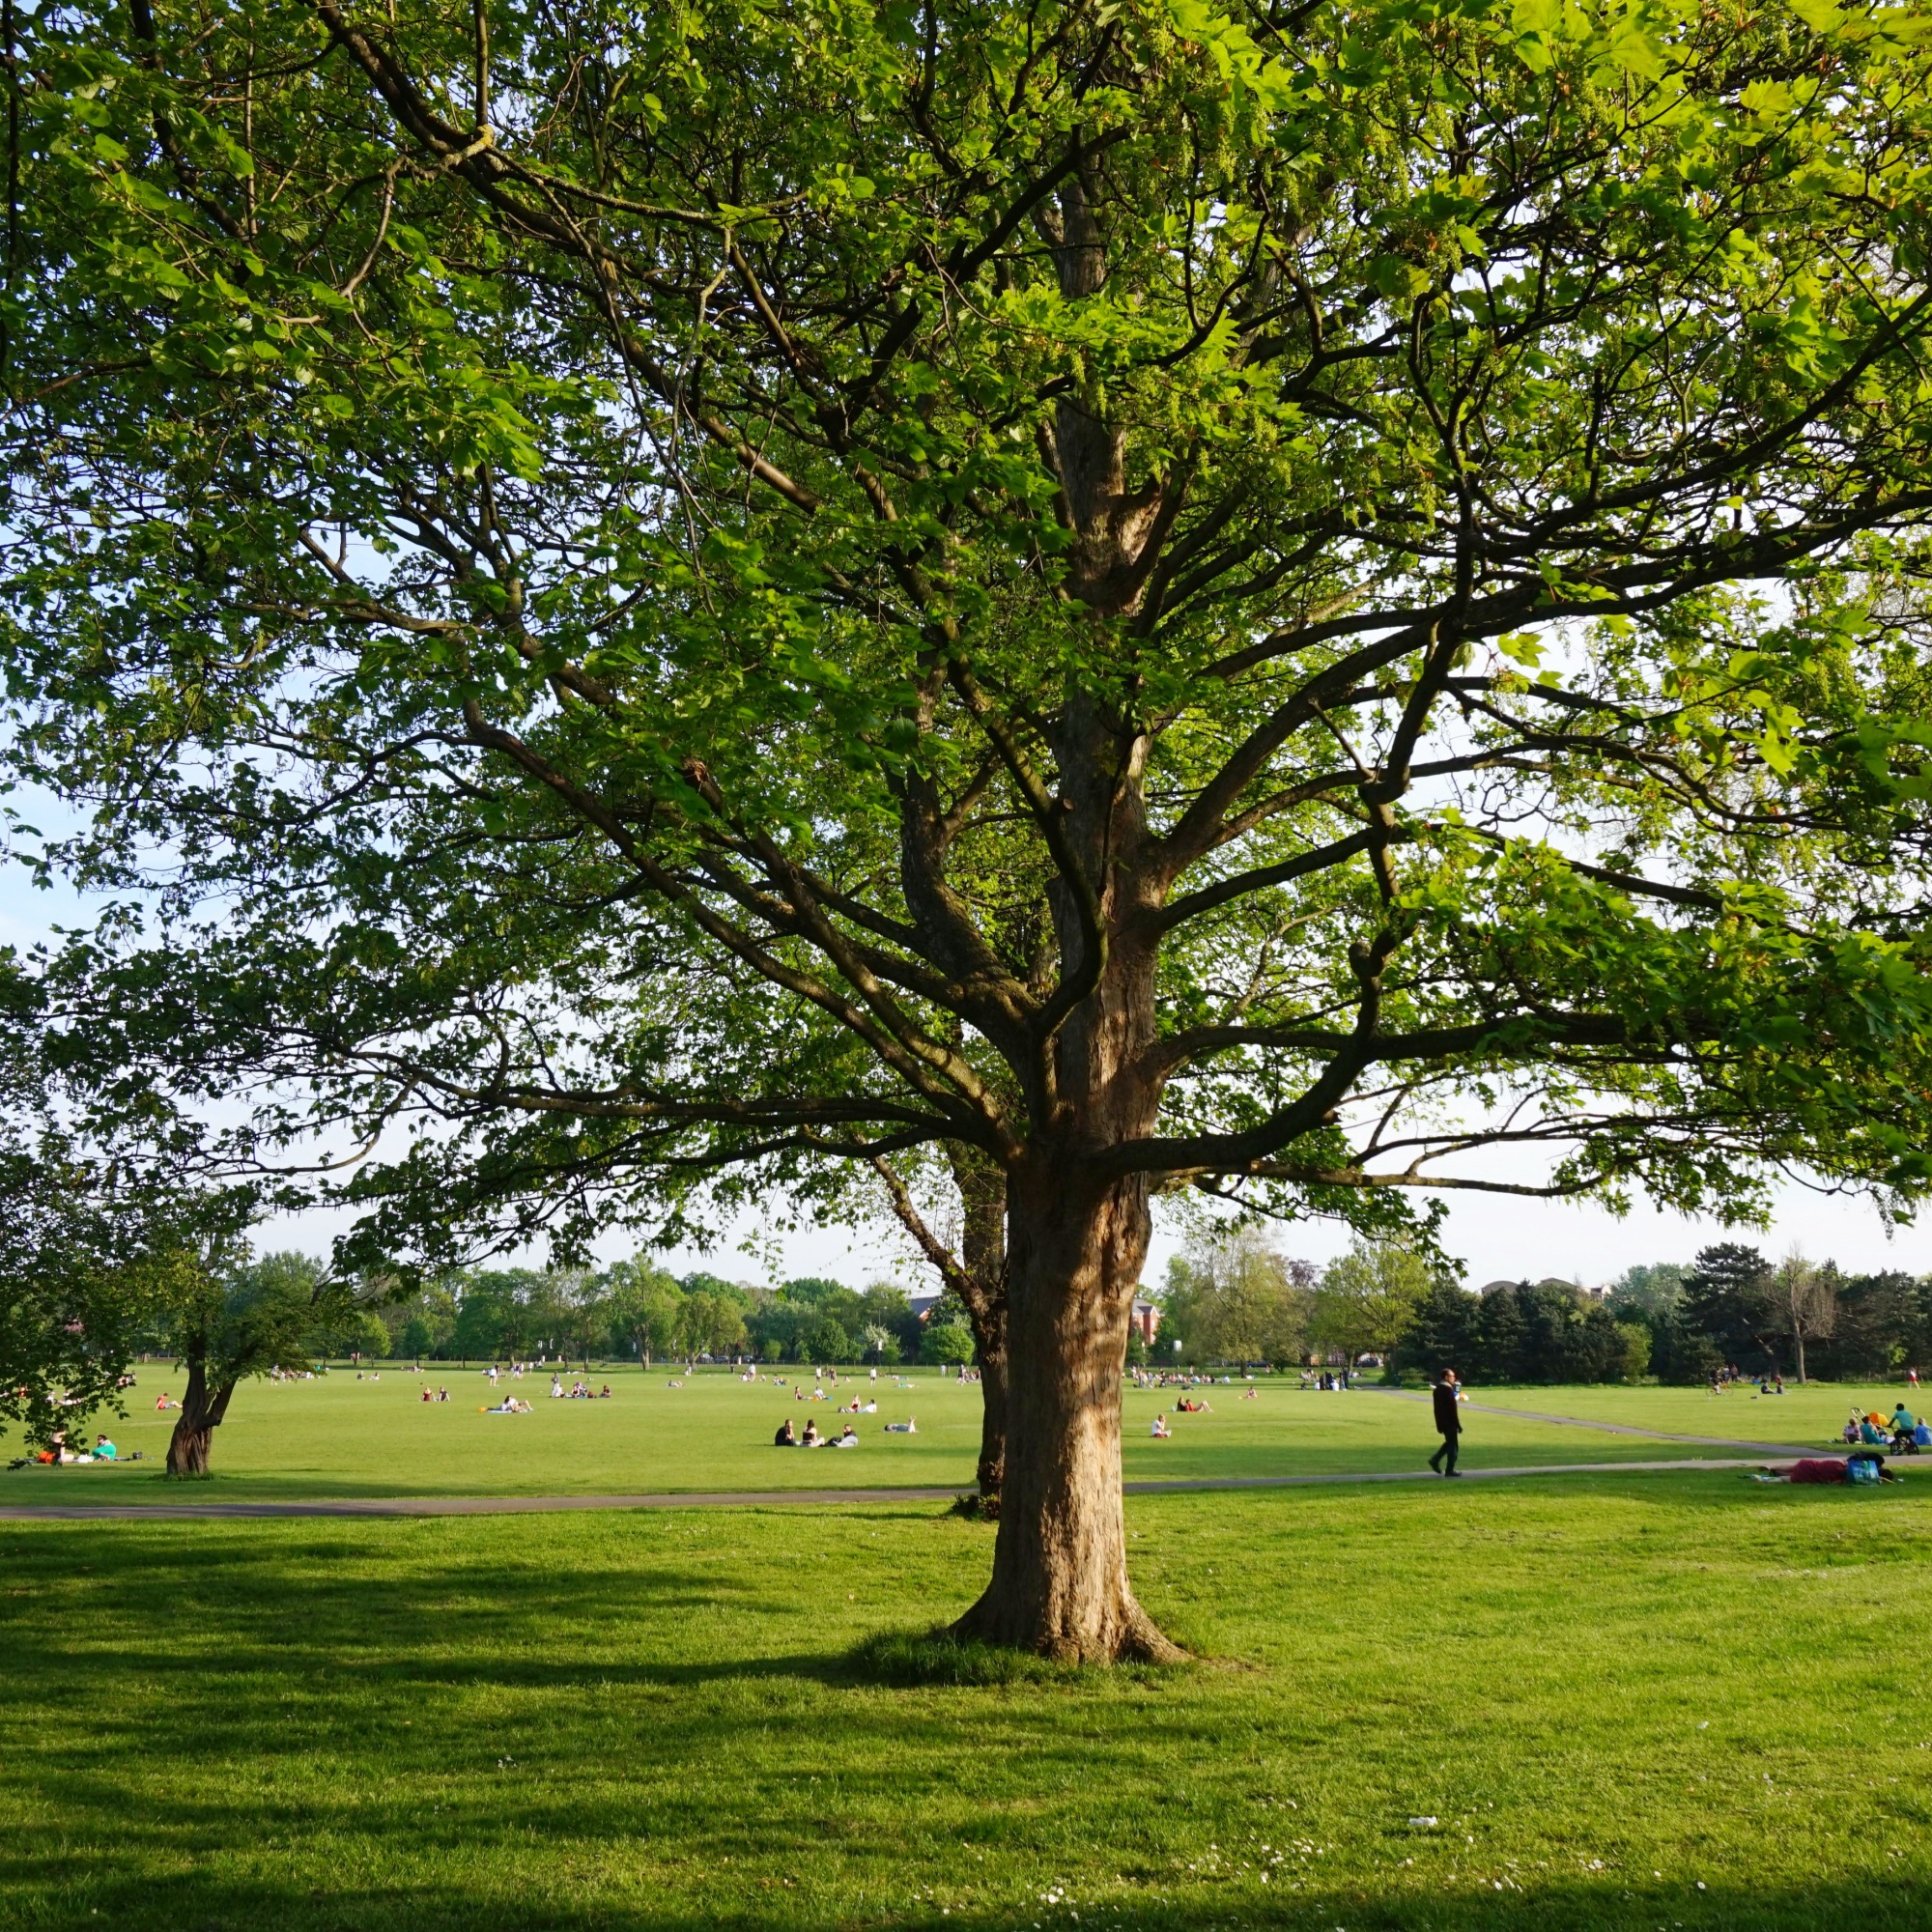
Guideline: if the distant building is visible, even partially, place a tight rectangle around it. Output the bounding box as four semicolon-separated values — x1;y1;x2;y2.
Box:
1480;1276;1611;1301
1132;1299;1160;1344
907;1291;946;1323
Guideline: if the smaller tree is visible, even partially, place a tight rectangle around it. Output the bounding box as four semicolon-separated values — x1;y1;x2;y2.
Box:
1390;1280;1479;1382
801;1316;855;1365
1310;1239;1434;1366
1828;1271;1923;1379
164;1249;359;1476
1160;1229;1314;1366
1770;1252;1837;1385
604;1261;683;1368
682;1287;750;1360
0;1142;199;1457
1680;1245;1776;1373
922;1321;977;1367
1607;1264;1688;1320
337;1309;393;1363
1612;1321;1653;1384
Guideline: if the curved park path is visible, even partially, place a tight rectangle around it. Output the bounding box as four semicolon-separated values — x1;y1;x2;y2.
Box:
3;1386;1827;1520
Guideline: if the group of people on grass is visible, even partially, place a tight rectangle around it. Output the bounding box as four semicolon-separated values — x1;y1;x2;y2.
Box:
26;1432;124;1464
1842;1406;1930;1453
549;1377;611;1400
773;1417;859;1449
772;1411;917;1447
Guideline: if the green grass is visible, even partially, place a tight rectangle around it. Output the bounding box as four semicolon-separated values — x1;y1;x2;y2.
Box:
4;1473;1931;1929
5;1367;1901;1507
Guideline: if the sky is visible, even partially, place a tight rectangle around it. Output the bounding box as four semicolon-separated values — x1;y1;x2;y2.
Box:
6;848;1924;1295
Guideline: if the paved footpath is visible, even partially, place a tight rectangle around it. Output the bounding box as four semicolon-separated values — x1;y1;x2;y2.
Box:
0;1456;1813;1520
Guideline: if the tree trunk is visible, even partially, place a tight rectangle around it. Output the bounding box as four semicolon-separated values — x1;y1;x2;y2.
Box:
165;1355;238;1476
1795;1332;1807;1384
970;1318;1009;1510
952;1164;1181;1662
950;1145;1010;1514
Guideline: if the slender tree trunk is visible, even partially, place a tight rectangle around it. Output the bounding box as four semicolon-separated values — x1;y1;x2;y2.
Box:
1795;1331;1807;1384
968;1317;1009;1510
952;1162;1180;1662
165;1356;239;1476
951;1146;1010;1514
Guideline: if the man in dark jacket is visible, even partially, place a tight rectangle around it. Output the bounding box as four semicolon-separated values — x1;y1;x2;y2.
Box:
1428;1370;1463;1475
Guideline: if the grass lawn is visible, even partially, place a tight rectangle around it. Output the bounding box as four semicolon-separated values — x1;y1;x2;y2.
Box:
4;1471;1930;1930
4;1368;1900;1507
1461;1380;1924;1444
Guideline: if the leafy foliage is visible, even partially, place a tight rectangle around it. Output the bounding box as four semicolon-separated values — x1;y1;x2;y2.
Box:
6;0;1932;1270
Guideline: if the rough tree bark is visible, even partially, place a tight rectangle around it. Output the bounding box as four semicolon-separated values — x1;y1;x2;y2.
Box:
950;1148;1009;1514
164;1353;239;1476
951;1161;1180;1662
875;1149;1009;1513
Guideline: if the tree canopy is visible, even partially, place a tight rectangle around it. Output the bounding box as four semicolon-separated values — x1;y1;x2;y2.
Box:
10;0;1932;1652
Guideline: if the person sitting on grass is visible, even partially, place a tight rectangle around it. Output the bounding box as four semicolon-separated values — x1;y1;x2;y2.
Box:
1860;1417;1887;1446
775;1418;797;1446
421;1385;435;1403
1151;1413;1172;1438
155;1392;175;1411
835;1424;859;1448
802;1419;823;1447
93;1435;117;1460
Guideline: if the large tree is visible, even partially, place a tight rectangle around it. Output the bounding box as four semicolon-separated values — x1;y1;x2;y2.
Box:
11;0;1932;1654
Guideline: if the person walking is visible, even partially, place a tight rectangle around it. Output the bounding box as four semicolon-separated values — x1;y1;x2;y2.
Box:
1429;1369;1464;1476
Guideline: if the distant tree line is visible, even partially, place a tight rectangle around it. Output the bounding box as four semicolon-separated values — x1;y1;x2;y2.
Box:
1157;1234;1930;1386
379;1264;960;1368
1159;1231;1439;1372
1395;1244;1931;1385
1595;1245;1932;1384
1391;1278;1650;1385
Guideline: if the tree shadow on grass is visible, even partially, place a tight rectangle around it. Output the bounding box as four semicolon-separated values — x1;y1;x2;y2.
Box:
0;1861;1913;1931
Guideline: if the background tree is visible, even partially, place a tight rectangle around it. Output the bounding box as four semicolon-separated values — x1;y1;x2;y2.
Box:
162;1249;359;1475
1827;1271;1926;1380
922;1315;978;1368
1161;1227;1314;1366
1309;1237;1432;1366
1393;1277;1648;1384
0;1141;205;1456
1768;1251;1837;1385
606;1262;690;1365
1607;1265;1688;1321
1680;1244;1777;1376
14;0;1932;1655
